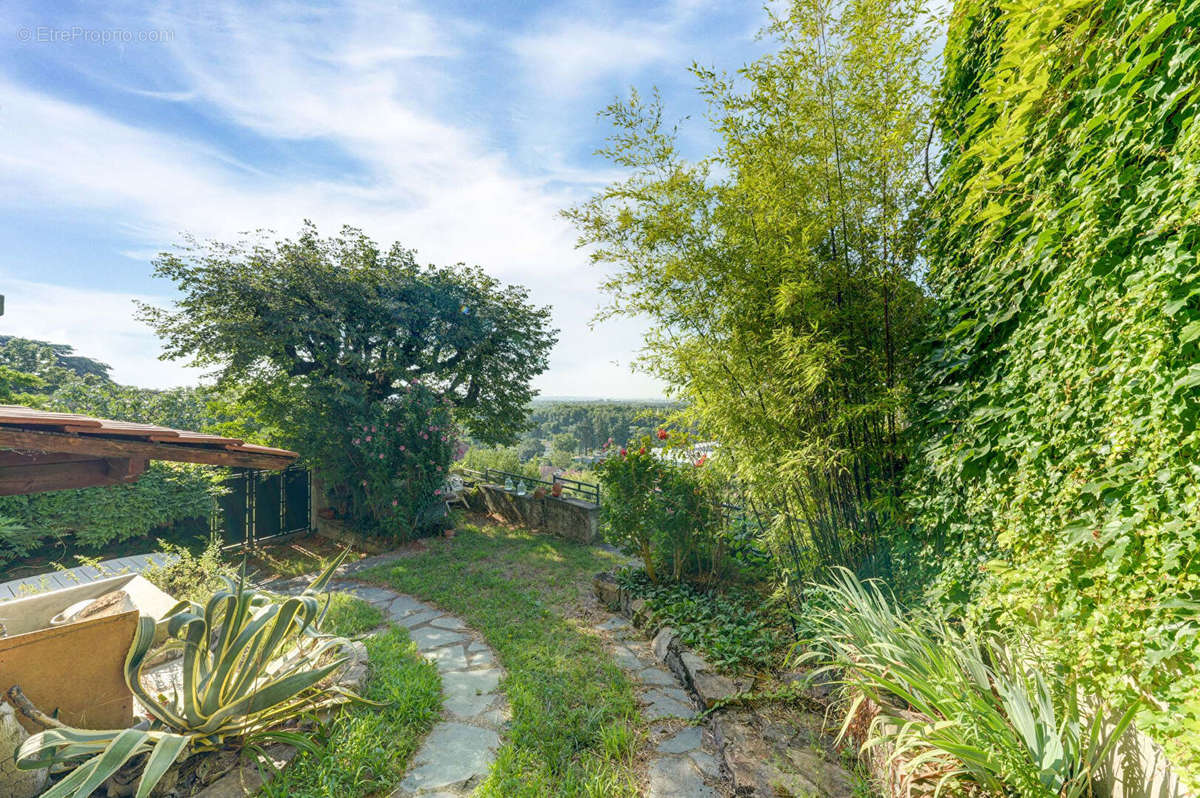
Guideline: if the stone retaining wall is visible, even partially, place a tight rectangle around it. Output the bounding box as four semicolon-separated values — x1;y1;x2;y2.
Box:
476;484;598;543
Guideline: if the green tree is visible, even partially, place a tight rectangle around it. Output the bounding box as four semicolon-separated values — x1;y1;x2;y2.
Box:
566;0;936;585
140;223;557;532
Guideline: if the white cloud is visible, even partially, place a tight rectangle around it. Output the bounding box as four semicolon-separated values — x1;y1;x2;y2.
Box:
509;24;674;97
0;278;205;389
0;0;683;399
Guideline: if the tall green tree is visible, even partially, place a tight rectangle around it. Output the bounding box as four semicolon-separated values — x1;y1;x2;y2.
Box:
140;223;557;532
566;0;936;586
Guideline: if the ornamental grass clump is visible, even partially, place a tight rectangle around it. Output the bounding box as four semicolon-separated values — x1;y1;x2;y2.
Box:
800;569;1138;798
16;554;367;798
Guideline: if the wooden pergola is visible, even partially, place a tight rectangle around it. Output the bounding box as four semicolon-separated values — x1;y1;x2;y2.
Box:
0;405;297;495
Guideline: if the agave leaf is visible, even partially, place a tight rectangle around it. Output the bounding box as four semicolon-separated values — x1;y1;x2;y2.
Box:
67;729;152;797
134;733;190;798
304;548;349;595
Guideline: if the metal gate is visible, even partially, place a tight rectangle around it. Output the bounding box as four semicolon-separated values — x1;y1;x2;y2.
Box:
215;467;311;549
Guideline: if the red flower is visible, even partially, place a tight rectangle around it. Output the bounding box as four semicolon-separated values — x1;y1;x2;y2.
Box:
695;455;708;467
619;447;628;457
638;446;646;455
656;429;669;440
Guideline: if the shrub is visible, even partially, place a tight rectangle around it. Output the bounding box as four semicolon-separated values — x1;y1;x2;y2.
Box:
312;384;458;539
595;436;726;583
800;570;1138;798
141;536;235;603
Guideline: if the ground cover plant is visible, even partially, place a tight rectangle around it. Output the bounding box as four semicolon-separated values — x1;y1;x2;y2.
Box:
358;519;642;798
616;568;784;674
258;626;441;798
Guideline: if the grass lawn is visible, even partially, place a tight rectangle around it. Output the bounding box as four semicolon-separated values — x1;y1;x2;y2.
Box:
320;592;385;637
259;624;441;797
359;519;643;798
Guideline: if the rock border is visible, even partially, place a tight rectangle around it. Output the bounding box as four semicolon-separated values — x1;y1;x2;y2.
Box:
593;572;857;798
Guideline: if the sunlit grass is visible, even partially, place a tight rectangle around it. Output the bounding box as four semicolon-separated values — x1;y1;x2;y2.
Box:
258;626;441;798
360;520;642;797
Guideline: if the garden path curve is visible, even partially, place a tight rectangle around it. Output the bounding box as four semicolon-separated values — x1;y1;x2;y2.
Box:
269;553;511;798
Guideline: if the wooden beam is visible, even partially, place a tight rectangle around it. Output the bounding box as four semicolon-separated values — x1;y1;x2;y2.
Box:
0;451;95;468
0;428;296;470
0;459;118;495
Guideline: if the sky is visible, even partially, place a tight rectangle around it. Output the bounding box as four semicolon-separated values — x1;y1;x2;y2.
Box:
0;0;773;399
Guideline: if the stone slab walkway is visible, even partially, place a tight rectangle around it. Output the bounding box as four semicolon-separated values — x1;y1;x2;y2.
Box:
322;579;509;797
590;615;723;797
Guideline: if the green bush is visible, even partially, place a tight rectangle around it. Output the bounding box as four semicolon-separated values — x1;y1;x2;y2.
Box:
313;385;458;539
0;463;221;568
141;535;235;603
595;436;726;583
906;0;1200;772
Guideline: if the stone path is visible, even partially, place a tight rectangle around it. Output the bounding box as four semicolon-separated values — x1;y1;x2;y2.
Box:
590;615;724;797
143;560;509;798
321;579;509;798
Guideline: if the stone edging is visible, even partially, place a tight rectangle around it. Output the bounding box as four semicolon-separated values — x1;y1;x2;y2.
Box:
590;578;725;798
594;572;857;798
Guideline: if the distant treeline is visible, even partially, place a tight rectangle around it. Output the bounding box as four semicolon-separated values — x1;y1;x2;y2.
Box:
522;400;681;454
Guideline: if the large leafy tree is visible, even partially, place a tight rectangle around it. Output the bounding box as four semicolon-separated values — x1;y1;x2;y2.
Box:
566;0;936;585
139;223;557;532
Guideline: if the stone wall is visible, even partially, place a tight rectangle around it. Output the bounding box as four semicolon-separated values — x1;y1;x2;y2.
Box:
476;484;598;544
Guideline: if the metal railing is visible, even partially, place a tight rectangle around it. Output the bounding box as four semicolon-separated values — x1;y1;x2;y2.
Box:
455;467;601;505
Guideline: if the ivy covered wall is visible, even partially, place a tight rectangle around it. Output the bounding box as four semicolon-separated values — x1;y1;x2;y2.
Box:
907;0;1200;771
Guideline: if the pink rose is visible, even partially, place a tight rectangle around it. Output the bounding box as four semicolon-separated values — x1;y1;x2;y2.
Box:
366;435;372;442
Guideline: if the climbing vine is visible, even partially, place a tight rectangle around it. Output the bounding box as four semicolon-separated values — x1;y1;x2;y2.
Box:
906;0;1200;774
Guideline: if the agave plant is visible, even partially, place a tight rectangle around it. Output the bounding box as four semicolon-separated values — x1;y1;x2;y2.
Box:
17;554;366;798
799;568;1140;798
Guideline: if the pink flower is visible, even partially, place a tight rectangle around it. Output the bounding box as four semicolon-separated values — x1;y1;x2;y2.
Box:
379;453;385;459
372;426;377;433
363;425;368;431
434;488;442;495
361;480;367;486
400;445;406;451
366;435;372;442
352;438;359;444
392;499;398;506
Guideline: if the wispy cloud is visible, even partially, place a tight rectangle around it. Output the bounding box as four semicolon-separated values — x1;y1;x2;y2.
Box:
0;0;767;399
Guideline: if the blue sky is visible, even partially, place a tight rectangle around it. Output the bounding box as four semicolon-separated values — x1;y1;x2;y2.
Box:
0;0;772;398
